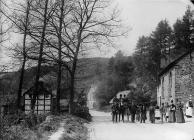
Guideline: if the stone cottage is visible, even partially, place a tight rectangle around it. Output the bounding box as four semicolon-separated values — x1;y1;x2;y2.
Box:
157;51;194;106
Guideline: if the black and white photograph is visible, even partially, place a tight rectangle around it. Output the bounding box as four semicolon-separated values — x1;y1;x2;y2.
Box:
0;0;194;140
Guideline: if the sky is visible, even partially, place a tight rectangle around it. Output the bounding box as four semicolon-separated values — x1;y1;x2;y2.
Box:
108;0;194;56
1;0;194;64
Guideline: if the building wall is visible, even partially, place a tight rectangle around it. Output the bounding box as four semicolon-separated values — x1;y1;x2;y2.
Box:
157;68;175;106
174;53;194;104
158;52;194;107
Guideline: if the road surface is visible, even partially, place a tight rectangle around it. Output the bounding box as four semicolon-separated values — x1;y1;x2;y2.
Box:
88;110;194;140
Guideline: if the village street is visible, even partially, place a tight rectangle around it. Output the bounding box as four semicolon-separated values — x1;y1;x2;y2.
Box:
88;110;194;140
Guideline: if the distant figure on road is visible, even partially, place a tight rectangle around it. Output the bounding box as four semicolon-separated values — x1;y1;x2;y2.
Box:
149;104;155;123
123;95;129;121
165;102;170;122
176;101;185;123
130;102;137;123
155;106;161;120
140;104;146;123
169;100;176;123
186;99;193;118
118;94;125;122
136;105;140;122
160;103;165;123
112;96;119;123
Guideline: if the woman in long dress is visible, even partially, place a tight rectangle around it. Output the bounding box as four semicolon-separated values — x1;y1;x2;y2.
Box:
176;101;185;123
165;102;170;122
169;100;176;123
149;104;155;123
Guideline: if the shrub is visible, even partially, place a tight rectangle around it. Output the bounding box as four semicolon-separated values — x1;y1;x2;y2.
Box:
73;104;92;121
22;113;47;128
0;113;48;140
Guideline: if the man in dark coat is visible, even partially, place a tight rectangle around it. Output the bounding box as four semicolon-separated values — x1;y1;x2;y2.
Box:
130;102;137;123
112;96;119;123
112;102;119;123
140;104;147;123
118;94;125;122
149;104;155;123
169;100;176;123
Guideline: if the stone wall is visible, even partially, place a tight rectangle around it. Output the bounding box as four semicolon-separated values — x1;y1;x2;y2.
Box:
158;52;194;106
174;52;194;104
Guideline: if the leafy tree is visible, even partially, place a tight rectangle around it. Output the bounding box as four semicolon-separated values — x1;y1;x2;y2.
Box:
95;51;134;108
173;6;194;57
133;20;173;101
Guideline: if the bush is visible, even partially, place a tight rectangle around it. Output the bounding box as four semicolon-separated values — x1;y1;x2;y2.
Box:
22;113;47;128
73;104;92;121
0;113;48;140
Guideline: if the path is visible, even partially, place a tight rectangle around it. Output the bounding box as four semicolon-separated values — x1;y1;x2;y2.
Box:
88;110;194;140
48;123;65;140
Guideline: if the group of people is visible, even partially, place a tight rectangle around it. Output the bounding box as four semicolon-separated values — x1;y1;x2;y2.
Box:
111;94;147;123
111;94;186;124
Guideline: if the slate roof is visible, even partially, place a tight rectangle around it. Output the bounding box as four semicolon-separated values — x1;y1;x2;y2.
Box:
159;50;193;77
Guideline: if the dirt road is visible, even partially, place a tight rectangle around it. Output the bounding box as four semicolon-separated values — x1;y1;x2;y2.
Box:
88;110;194;140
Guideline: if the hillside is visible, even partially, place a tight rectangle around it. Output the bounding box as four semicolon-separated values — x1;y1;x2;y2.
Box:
0;57;109;102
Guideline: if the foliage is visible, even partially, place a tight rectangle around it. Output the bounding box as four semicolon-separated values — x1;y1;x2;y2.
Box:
173;6;194;58
73;92;92;121
133;20;172;101
0;112;48;140
133;7;194;103
95;51;134;108
73;105;92;122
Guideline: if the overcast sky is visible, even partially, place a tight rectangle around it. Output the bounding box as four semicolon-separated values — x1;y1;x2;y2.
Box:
109;0;194;56
1;0;194;64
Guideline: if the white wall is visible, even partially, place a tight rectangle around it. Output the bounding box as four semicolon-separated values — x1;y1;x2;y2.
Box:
157;68;175;106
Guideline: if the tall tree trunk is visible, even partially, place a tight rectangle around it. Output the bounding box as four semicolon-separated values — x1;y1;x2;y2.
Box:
69;44;80;114
17;0;30;110
31;0;49;112
56;0;65;113
69;73;75;114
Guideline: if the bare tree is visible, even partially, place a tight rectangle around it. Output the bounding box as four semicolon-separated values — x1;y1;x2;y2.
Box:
17;0;31;110
56;0;65;113
1;0;127;114
0;0;12;70
60;0;127;113
40;0;127;113
31;0;50;112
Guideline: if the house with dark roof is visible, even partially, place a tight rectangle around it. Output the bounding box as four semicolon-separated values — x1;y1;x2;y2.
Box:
23;81;52;114
157;50;194;106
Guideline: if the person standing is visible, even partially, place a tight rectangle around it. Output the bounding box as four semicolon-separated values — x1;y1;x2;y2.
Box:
155;106;161;121
136;105;140;122
130;102;136;123
118;94;124;122
126;103;131;122
169;100;176;123
149;104;155;123
111;102;119;123
123;95;128;121
160;103;165;123
176;101;185;123
165;102;170;122
140;104;147;123
112;96;119;123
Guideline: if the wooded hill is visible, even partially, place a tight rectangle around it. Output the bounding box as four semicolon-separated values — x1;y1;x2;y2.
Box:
0;57;109;104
